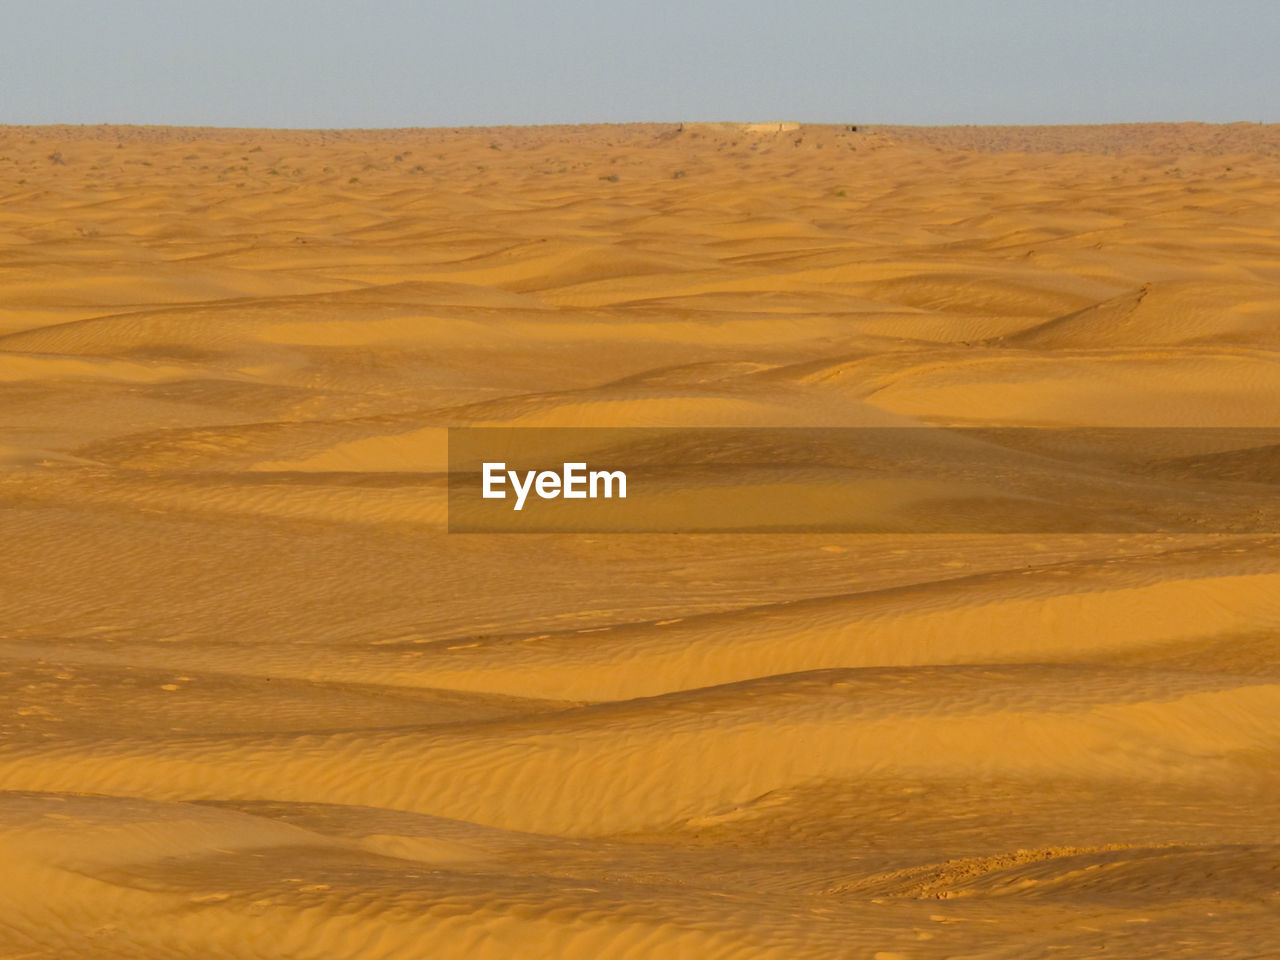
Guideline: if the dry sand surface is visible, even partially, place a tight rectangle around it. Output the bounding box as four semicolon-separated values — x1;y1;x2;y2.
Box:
2;121;1280;958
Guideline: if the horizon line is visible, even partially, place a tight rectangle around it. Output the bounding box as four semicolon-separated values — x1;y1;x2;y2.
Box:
3;118;1276;134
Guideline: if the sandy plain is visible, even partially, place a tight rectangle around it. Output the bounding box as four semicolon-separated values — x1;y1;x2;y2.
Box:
1;120;1279;958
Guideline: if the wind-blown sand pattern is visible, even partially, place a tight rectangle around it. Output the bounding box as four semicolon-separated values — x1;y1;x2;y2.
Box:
2;122;1279;958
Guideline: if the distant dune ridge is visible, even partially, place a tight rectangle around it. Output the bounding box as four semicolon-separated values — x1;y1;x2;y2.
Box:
1;121;1279;958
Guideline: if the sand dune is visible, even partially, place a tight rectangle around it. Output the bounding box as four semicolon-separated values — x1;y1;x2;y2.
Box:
2;122;1280;957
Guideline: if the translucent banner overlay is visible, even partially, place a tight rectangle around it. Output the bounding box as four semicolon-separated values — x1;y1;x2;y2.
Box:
447;427;1280;533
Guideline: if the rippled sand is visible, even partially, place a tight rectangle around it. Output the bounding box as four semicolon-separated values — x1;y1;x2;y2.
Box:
2;121;1279;958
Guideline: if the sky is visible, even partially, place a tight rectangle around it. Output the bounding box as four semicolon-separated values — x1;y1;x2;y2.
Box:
2;0;1277;128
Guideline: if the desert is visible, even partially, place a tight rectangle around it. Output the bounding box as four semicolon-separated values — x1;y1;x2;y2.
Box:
2;120;1279;958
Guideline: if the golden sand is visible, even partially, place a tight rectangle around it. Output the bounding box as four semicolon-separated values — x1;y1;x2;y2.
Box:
2;122;1279;958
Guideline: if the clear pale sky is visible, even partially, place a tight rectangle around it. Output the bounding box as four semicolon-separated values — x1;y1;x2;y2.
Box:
2;0;1276;128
